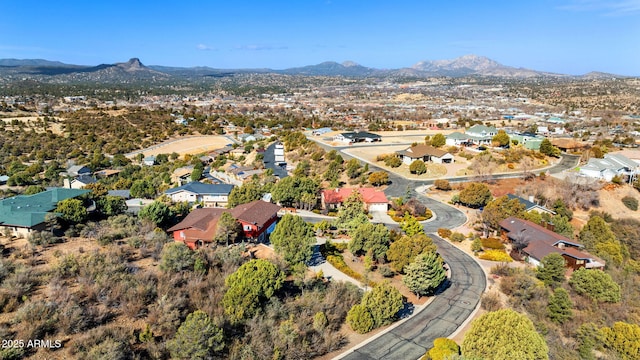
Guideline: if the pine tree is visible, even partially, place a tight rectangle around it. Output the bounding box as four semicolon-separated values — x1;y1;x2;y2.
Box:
536;253;566;287
547;287;573;324
403;251;447;297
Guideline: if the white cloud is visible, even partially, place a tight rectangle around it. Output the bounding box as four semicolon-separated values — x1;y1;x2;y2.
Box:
196;43;215;51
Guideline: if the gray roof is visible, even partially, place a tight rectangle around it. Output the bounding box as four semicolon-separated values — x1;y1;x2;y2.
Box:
165;181;234;196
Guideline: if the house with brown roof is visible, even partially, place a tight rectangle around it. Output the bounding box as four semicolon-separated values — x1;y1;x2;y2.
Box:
321;187;389;212
396;144;454;165
499;217;605;270
167;200;281;249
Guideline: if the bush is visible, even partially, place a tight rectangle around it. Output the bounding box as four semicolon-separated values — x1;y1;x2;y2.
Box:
478;250;513;262
434;179;451;191
569;268;621;303
481;292;503;311
427;338;460;360
621;196;638;211
346;304;374;334
437;228;452;238
384;156;402;168
379;265;395;277
450;232;465;242
481;237;505;250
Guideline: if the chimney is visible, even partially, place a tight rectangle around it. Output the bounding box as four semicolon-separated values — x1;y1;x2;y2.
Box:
545;222;555;232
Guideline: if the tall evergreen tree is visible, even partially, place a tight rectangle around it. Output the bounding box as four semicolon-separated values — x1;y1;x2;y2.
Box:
547;288;573;324
403;251;447;297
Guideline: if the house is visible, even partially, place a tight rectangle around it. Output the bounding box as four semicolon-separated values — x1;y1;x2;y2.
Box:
321;187;389;212
63;175;97;189
506;194;555;215
171;166;195;185
167;200;281;248
396;144;454;165
500;217;605;270
334;131;382;143
164;181;234;207
142;156;156;166
509;132;544;150
95;169;122;178
107;190;131;199
466;125;497;138
579;153;640;182
67;165;92;177
550;138;587;152
312;127;332;136
0;188;90;237
445;128;494;146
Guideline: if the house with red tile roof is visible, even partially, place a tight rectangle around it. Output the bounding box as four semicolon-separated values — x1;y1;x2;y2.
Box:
499;216;605;270
167;200;281;249
320;187;389;212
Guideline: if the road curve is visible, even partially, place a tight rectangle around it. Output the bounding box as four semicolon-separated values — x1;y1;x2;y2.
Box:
339;232;486;360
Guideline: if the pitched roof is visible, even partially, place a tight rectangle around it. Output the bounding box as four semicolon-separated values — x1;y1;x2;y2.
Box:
506;194;554;214
500;217;580;247
67;165;91;176
167;208;227;233
230;200;282;226
165;182;235;196
397;144;448;158
0;188;89;228
467;124;497;135
322;187;388;205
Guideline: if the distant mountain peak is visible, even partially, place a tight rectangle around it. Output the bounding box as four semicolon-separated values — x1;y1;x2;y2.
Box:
116;57;145;71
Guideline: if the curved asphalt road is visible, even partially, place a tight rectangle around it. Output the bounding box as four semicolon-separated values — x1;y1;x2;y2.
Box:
340;233;486;360
309;138;578;359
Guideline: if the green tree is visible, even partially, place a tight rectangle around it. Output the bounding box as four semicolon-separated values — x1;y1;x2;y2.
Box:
348;222;390;262
428;338;460;360
159;242;195;272
403;251;447;297
223;259;285;324
430;133;446;148
482;196;526;231
536;253;566;287
409;160;427;175
346;158;363;179
369;171;389;186
547;287;573;324
55;198;88;224
387;233;437;273
461;309;549;360
492;130;510;147
334;191;367;229
458;183;492;208
569;267;621;303
130;179;156;199
539;138;561;157
138;201;173;227
228;180;263;207
191;162;204;182
96;195;127;217
400;213;424;236
361;282;404;328
579;215;626;265
167;310;224;360
270;214;316;267
24;185;46;195
215;212;242;246
599;322;640;360
346;304;374;334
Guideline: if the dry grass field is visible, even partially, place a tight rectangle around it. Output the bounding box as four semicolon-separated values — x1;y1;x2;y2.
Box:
126;135;236;158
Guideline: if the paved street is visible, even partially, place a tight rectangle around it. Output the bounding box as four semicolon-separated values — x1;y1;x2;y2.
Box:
263;142;289;178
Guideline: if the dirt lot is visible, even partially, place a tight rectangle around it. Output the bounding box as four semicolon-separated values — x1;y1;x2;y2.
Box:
125;135;235;158
1;116;64;134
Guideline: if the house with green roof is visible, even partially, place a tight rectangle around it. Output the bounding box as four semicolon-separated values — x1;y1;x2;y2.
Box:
0;188;89;237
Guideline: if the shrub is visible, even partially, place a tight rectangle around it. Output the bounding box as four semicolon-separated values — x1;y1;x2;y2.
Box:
481;292;503;311
450;232;465;242
481;237;505;250
427;338;460;360
478;250;513;262
569;268;621;303
384;156;402;168
379;265;395;278
434;179;451;191
621;196;638;211
437;228;452;238
347;304;374;334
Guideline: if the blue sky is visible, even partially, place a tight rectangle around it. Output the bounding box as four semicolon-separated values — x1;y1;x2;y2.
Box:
1;0;639;75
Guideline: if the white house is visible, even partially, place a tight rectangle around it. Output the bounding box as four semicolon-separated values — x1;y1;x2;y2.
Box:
579;153;640;182
164;182;235;207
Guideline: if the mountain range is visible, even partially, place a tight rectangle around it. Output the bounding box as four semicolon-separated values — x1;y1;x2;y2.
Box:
0;55;625;82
